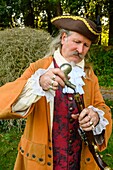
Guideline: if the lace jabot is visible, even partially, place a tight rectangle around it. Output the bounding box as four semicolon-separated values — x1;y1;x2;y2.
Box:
54;48;86;95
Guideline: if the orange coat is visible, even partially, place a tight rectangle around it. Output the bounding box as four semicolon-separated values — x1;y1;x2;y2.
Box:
0;56;112;170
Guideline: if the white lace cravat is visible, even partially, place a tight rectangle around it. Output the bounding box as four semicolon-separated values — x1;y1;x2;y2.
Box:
54;48;86;95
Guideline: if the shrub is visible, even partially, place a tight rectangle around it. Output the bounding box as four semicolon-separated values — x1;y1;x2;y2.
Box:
89;45;113;87
0;27;52;86
0;27;51;131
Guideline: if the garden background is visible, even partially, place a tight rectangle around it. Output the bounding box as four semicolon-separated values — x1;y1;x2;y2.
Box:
0;0;113;169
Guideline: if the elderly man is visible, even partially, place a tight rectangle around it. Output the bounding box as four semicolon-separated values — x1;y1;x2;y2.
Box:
0;15;112;170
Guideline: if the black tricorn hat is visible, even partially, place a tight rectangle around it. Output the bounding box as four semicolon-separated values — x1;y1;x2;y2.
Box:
51;15;101;44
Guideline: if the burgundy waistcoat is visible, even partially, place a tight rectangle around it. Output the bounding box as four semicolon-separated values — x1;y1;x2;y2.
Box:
52;59;82;170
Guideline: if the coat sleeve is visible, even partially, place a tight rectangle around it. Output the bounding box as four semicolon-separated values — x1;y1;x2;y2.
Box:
0;56;53;120
83;68;112;152
0;62;36;119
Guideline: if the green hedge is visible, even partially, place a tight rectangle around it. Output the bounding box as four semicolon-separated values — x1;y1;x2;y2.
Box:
0;27;51;86
89;45;113;87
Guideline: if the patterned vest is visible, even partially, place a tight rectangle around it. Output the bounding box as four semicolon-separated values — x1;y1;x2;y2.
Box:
52;59;82;170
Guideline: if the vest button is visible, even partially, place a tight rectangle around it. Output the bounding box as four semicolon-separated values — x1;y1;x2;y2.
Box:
69;129;73;134
68;139;73;144
69;107;74;111
69;161;74;165
68;97;73;101
68;150;73;155
69;118;74;123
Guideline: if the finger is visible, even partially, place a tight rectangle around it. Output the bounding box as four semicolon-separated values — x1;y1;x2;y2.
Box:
55;75;65;87
71;113;79;119
48;68;66;87
80;125;95;131
48;68;66;81
79;108;90;121
49;85;58;91
79;114;91;125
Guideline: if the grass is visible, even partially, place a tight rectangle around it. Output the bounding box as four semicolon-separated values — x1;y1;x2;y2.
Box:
0;100;113;170
0;128;22;170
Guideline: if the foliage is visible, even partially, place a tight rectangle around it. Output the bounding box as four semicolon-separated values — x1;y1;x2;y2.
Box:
0;27;52;86
0;127;23;170
1;0;113;45
0;27;52;135
89;45;113;87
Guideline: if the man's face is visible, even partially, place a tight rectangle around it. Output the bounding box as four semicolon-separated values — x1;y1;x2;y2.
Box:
61;31;91;64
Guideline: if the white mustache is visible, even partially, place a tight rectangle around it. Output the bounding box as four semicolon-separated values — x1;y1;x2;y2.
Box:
72;51;84;59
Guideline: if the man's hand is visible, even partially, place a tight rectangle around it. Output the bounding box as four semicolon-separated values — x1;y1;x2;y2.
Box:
72;108;100;131
39;68;66;91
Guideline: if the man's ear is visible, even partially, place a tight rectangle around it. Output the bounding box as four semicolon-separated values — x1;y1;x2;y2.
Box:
61;32;68;44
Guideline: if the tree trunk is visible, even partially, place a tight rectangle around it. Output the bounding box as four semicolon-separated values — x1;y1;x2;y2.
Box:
24;0;34;28
108;11;113;45
95;4;102;45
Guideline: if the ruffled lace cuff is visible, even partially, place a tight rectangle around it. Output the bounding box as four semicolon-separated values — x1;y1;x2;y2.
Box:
88;105;109;135
27;68;55;102
63;66;86;95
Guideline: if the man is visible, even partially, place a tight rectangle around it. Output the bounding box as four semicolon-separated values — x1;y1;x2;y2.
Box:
0;15;112;170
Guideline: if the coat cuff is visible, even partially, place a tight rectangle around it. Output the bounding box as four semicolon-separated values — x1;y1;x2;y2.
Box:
88;105;109;135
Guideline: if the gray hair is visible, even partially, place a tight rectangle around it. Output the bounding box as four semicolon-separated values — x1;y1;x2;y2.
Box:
45;29;72;57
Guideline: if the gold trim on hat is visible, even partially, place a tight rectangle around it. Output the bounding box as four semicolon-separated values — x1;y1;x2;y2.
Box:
51;16;100;35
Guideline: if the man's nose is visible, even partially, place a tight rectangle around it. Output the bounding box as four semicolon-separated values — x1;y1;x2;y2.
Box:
77;44;84;54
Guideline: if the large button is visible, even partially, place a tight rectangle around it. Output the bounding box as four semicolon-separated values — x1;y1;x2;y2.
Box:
48;139;51;142
86;158;90;162
32;154;36;158
26;153;29;157
47;162;51;166
21;149;24;153
49;146;52;150
39;158;43;162
48;154;52;158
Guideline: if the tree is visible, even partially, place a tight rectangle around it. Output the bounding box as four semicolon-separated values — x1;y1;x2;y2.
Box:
108;0;113;45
